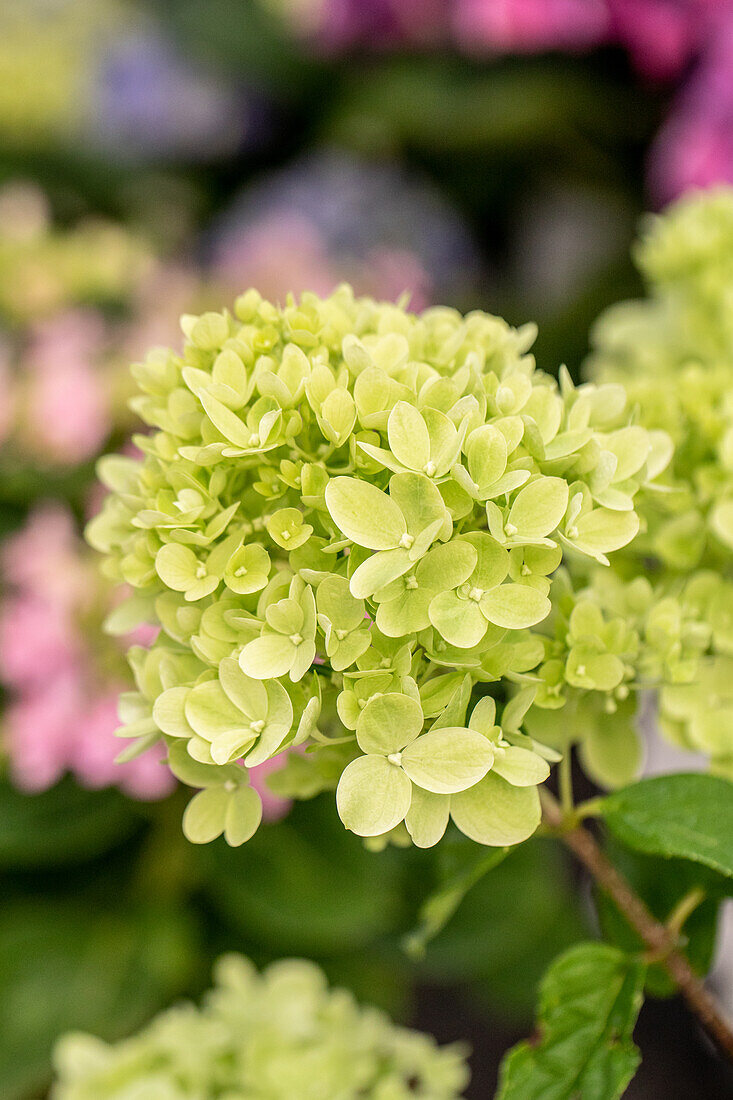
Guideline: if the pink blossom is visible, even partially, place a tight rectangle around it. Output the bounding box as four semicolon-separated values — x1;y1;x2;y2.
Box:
24;310;110;464
609;0;720;82
2;504;85;607
72;693;175;800
214;212;339;303
4;673;83;791
248;755;293;823
454;0;610;54
648;13;733;202
0;595;80;690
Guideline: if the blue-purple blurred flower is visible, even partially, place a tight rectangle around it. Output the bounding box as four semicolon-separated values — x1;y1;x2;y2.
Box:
208;151;482;308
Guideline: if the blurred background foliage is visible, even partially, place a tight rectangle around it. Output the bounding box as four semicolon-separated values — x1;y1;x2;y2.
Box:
1;2;731;1096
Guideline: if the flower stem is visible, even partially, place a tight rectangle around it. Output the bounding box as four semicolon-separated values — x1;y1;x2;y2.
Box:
540;788;733;1063
559;750;574;814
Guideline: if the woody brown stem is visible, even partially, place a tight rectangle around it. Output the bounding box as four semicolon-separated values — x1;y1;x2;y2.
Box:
541;789;733;1063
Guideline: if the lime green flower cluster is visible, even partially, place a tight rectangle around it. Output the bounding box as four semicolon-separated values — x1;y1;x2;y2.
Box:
0;184;152;324
52;954;470;1100
89;285;664;847
585;187;733;777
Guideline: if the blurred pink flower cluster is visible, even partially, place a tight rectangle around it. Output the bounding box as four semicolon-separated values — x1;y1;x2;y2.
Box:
0;504;293;817
0;505;173;798
0;182;203;468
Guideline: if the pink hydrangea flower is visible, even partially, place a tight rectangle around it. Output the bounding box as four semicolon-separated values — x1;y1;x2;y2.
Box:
453;0;610;54
4;672;84;792
0;595;80;690
24;310;110;464
648;12;733;202
609;0;720;82
0;505;174;801
72;693;174;800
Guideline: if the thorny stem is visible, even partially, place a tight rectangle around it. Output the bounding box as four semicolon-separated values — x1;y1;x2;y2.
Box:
541;788;733;1064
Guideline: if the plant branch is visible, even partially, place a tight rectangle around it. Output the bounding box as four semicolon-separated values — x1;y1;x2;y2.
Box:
541;789;733;1063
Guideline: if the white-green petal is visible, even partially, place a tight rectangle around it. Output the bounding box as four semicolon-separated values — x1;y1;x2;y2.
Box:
450;772;541;846
405;786;451;848
153;686;194;737
508;477;569;540
218;658;268;720
569;508;639;560
325;476;406;550
155;543;198;591
349;547;412;599
336;755;413;836
356;693;424;755
238;633;295;679
185;680;249;741
182;787;228;844
492;746;550;786
400;728;494;794
429;591;487;648
479;584;551;629
224;785;263;846
388;401;430;470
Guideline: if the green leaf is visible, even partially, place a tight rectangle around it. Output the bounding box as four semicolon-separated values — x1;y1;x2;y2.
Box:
451;773;541;846
480;584;551;629
400;728;494;794
404;845;507;957
0;900;196;1100
596;836;729;999
356;692;424;755
336;755;412;836
325;476;405;549
496;943;645;1100
0;779;142;869
599;774;733;878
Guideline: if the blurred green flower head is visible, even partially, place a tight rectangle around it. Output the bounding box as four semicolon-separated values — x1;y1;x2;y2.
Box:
52;954;470;1099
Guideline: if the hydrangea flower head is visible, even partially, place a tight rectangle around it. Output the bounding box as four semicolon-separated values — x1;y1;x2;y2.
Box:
89;286;665;847
583;187;733;778
52;954;470;1099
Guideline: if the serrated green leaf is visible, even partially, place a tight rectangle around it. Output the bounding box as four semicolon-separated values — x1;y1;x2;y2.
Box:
599;774;733;878
496;943;645;1100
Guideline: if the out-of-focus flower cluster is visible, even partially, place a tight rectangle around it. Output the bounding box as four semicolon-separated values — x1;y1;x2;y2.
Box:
262;0;733;204
0;182;201;468
0;503;172;798
0;0;247;162
88;286;666;849
578;188;733;780
208;151;482;313
52;954;470;1100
